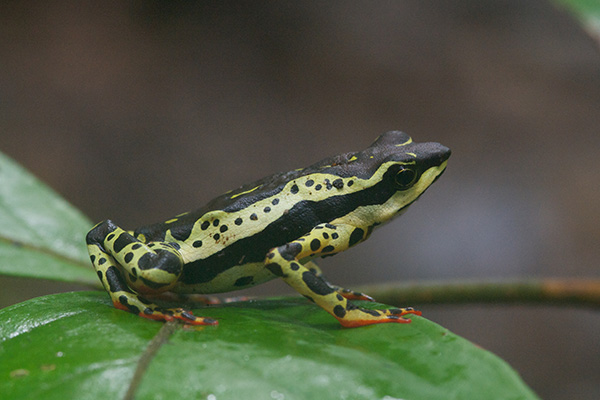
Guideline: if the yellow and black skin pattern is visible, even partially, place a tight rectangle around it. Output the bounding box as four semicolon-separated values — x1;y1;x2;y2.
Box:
86;131;450;327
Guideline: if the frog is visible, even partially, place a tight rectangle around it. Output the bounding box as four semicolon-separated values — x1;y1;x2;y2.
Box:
86;131;450;328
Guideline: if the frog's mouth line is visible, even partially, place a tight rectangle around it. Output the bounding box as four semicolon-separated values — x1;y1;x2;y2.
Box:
430;163;448;185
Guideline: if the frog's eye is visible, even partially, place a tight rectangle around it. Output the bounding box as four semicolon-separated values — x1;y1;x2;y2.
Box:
395;167;417;189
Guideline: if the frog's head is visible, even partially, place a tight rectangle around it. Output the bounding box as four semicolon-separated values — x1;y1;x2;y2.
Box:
353;131;451;220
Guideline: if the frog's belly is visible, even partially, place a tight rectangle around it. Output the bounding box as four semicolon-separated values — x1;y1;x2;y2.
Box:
172;262;277;294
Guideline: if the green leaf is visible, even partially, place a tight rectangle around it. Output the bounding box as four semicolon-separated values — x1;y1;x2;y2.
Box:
0;292;539;400
0;152;96;285
553;0;600;44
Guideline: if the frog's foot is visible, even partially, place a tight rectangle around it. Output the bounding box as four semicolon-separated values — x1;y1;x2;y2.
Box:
336;306;422;328
112;293;218;326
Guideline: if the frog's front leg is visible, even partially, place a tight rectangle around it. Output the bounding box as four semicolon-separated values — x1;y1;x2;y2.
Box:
303;261;375;302
265;223;421;328
86;220;217;325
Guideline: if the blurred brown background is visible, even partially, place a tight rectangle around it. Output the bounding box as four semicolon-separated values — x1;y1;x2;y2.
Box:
1;1;599;398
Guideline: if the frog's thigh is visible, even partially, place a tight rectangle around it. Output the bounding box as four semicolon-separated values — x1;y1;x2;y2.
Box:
87;241;138;310
87;220;213;325
87;227;161;317
87;220;183;293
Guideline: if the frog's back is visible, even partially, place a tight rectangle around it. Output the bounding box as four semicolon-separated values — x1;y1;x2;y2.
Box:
133;146;364;242
134;130;443;245
133;167;314;242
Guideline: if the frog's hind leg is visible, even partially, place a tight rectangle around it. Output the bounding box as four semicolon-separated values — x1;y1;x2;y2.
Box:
303;261;375;301
265;223;421;328
86;220;217;326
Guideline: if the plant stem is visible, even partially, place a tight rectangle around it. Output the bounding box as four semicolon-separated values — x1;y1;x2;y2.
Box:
357;279;600;309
